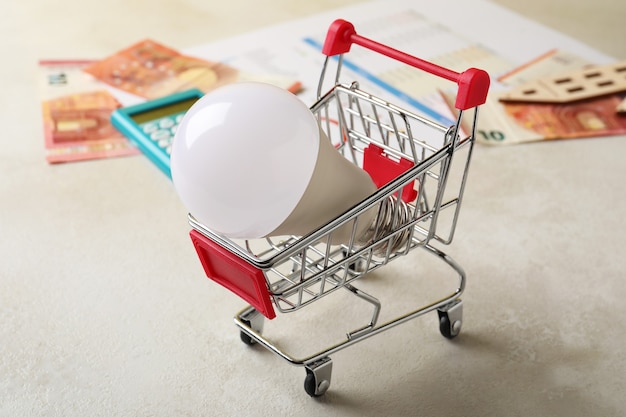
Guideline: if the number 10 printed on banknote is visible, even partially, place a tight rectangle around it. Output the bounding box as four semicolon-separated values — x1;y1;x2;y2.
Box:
39;60;140;163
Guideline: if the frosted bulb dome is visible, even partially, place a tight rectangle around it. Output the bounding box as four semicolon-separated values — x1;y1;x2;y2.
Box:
170;82;320;238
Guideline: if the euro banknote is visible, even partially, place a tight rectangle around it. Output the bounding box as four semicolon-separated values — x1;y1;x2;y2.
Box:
39;60;140;163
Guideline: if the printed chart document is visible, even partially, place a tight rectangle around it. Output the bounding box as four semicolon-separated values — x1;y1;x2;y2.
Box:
113;0;617;145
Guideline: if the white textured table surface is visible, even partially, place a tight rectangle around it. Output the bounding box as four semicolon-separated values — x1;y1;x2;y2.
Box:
1;1;625;416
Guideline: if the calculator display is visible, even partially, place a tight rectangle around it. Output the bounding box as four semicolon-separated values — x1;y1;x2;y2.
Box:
111;89;204;177
130;97;199;124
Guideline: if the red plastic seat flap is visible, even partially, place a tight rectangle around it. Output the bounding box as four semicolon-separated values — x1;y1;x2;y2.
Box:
190;229;276;319
363;144;418;203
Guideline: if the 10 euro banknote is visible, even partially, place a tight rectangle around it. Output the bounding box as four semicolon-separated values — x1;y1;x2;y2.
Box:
39;60;140;163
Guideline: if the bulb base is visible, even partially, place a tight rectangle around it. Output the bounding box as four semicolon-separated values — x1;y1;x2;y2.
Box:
357;196;412;256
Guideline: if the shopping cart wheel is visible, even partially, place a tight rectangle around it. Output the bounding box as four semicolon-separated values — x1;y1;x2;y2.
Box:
304;357;333;397
437;299;463;339
240;330;255;345
238;307;264;345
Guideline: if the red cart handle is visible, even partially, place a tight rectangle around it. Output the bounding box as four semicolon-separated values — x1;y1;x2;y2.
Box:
322;19;490;110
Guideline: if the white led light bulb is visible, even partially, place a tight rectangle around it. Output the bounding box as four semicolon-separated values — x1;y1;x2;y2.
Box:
171;82;377;243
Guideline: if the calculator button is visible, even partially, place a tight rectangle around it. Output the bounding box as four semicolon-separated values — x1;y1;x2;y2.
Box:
175;114;184;124
158;138;171;149
142;122;159;134
159;118;175;129
151;130;171;141
171;125;178;135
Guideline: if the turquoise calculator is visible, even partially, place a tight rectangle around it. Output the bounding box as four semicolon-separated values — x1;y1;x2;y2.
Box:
111;89;204;177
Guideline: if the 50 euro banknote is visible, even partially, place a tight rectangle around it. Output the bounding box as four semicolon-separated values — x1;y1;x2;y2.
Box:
82;39;300;99
82;39;239;100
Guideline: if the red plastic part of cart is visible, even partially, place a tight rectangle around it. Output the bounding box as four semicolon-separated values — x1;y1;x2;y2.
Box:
322;19;490;110
190;230;276;319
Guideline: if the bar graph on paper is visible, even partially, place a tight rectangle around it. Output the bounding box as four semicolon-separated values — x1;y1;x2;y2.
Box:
302;9;513;124
186;8;514;126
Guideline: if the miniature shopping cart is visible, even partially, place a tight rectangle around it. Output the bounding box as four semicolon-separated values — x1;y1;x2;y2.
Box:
187;19;489;396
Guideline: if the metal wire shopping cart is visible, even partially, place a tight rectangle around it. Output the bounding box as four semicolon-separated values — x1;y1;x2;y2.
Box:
187;19;489;396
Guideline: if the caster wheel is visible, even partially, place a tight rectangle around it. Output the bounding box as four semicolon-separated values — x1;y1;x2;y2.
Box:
438;311;461;339
304;370;329;397
240;330;256;345
238;308;264;346
304;358;332;397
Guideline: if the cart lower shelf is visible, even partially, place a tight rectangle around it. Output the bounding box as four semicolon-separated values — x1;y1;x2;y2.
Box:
233;243;465;397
